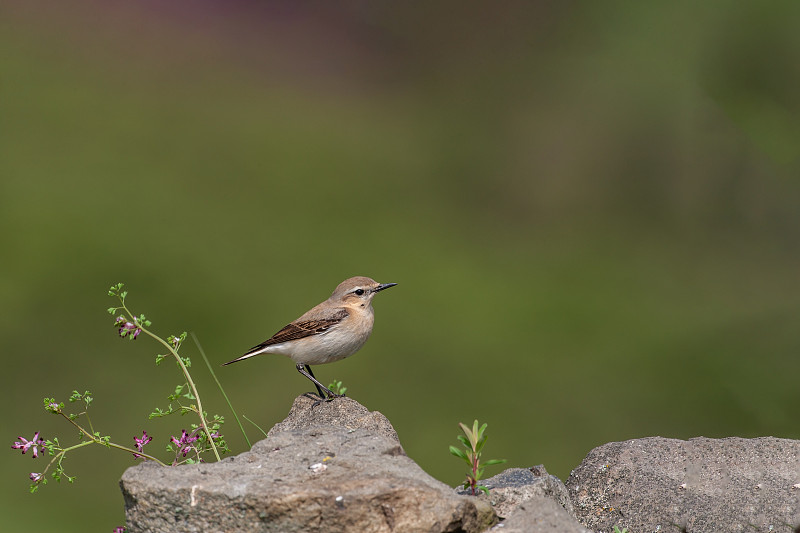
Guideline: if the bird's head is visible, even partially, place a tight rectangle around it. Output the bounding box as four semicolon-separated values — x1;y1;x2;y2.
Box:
331;276;397;308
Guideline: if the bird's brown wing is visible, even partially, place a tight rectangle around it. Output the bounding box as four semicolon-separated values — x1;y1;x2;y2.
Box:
241;308;349;356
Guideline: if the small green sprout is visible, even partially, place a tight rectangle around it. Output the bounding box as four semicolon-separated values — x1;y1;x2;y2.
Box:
327;379;347;396
449;419;506;495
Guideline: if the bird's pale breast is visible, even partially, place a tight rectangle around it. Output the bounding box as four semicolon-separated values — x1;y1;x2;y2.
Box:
264;306;375;365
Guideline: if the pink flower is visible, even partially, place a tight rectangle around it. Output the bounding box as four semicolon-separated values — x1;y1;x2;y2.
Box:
171;429;199;457
115;317;141;339
132;431;152;459
12;432;46;458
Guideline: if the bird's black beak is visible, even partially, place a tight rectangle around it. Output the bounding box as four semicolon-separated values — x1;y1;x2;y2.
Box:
374;283;397;293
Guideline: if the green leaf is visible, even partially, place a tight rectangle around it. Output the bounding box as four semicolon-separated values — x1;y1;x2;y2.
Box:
108;283;122;296
457;435;470;448
462;422;478;450
478;485;490;495
482;458;507;466
449;445;468;460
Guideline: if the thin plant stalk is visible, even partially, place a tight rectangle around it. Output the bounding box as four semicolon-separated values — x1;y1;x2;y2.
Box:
242;414;269;439
59;411;167;465
191;331;251;448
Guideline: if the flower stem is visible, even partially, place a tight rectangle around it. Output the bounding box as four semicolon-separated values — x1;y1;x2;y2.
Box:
472;451;479;495
59;412;167;466
125;305;221;461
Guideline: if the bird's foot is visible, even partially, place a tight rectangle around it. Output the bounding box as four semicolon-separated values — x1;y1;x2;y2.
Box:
303;391;345;407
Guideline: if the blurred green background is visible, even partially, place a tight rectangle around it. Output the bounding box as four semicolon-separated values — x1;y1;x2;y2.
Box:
3;2;800;531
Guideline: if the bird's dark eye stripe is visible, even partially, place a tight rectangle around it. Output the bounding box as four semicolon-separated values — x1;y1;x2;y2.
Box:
354;288;365;296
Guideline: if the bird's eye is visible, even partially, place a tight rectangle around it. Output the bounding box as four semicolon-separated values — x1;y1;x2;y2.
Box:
354;288;365;296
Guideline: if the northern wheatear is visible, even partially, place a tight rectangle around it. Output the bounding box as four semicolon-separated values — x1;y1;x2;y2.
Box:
223;276;396;400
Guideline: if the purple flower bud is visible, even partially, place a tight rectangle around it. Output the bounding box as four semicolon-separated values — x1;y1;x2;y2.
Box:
117;320;142;339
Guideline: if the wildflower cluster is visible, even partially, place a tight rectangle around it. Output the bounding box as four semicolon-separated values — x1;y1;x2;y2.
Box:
11;392;154;493
106;283;228;462
11;284;237;501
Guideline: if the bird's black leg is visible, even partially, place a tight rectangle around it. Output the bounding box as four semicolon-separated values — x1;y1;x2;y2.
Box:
296;364;339;400
305;365;327;398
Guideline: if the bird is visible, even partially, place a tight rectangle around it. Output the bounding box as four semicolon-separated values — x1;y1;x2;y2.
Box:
223;276;397;400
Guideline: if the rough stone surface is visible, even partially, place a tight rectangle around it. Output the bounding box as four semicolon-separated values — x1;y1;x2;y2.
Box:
455;466;575;520
266;393;400;443
490;496;592;533
121;395;496;533
566;436;800;532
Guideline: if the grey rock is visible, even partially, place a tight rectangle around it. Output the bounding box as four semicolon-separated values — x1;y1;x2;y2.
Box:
455;466;575;520
121;395;496;533
490;496;593;533
566;436;800;532
266;393;400;443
